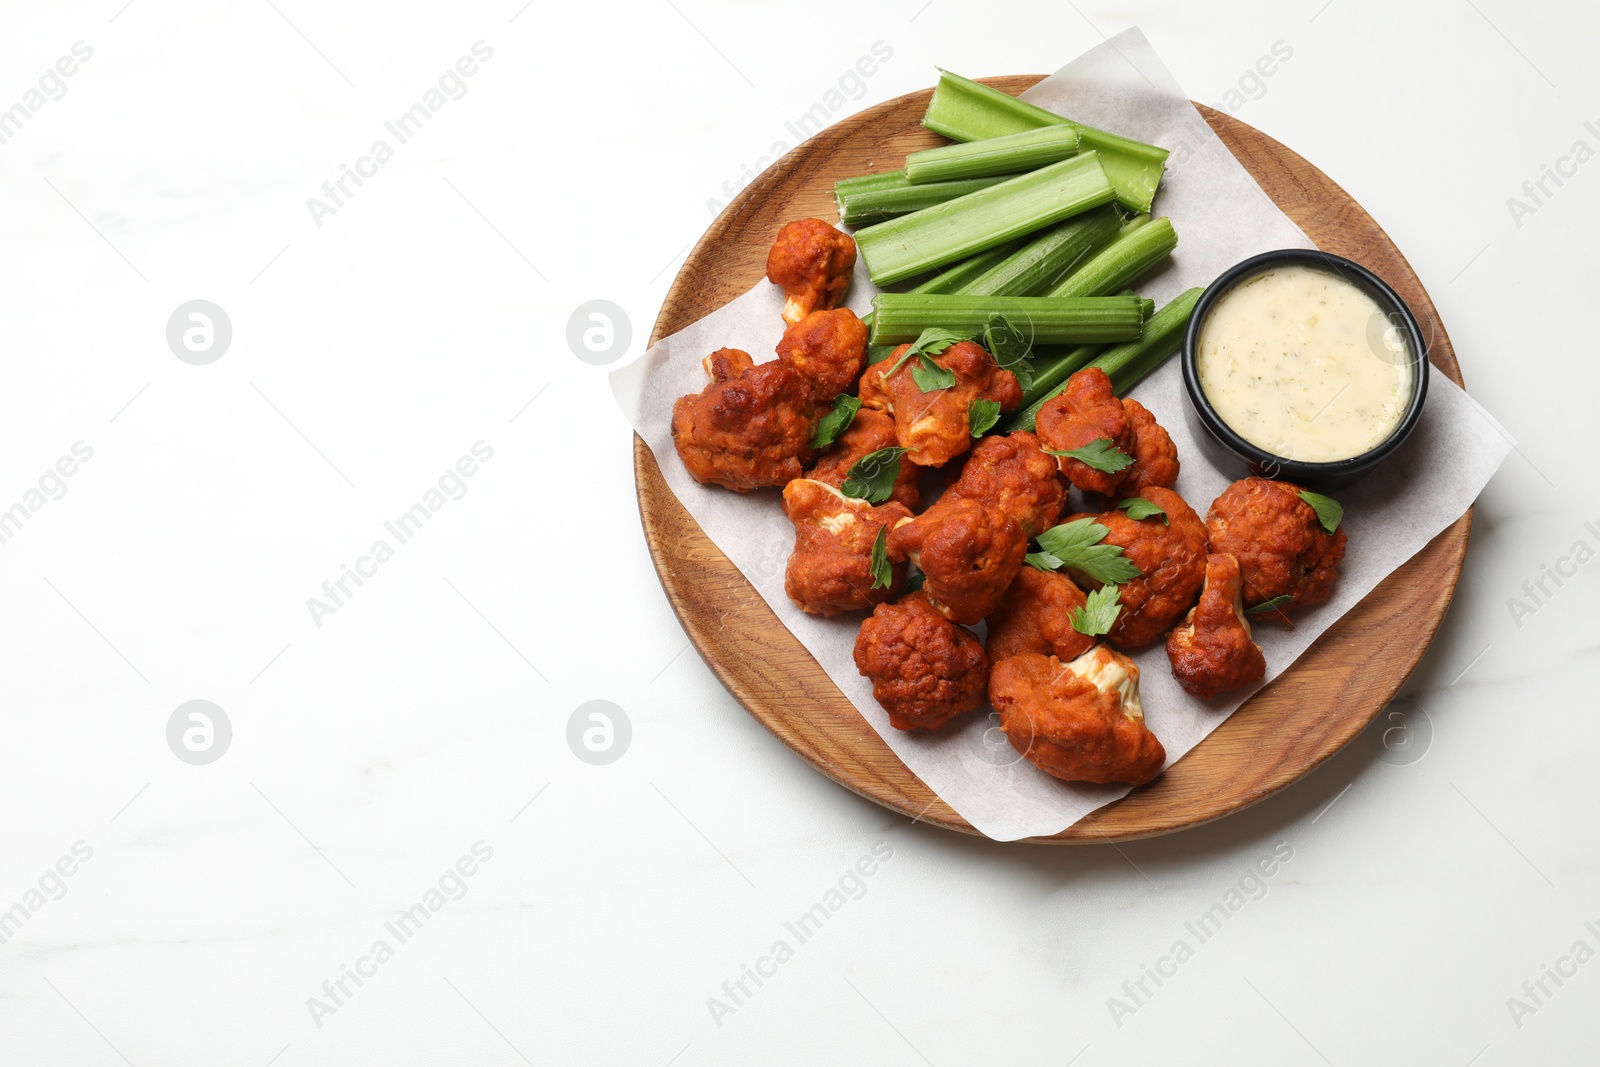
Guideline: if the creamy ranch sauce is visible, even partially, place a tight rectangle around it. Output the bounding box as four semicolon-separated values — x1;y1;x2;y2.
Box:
1197;265;1412;463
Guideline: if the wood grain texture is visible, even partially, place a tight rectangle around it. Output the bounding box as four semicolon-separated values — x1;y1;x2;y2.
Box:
634;78;1470;843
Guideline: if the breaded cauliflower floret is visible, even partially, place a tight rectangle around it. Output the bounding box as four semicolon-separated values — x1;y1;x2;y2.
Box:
670;311;869;493
942;431;1065;539
671;349;816;491
1064;486;1208;650
1166;553;1267;699
766;218;856;325
853;591;988;731
859;340;1022;468
988;647;1166;785
888;497;1027;626
886;431;1062;625
1205;477;1348;623
775;308;868;404
782;479;912;617
1035;367;1134;495
804;407;921;511
985;564;1095;665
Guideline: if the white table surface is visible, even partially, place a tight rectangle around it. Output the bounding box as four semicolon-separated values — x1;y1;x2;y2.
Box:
1;1;1595;1063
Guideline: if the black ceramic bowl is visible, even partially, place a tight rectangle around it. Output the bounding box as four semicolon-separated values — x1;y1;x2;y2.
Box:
1180;249;1429;491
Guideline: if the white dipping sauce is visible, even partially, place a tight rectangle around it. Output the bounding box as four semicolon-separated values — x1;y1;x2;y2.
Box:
1197;265;1413;463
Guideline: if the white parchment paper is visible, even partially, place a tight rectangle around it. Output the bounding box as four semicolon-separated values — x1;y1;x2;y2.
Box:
612;29;1512;840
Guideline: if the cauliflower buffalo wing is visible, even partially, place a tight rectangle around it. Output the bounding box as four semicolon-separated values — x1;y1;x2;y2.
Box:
671;311;867;492
1065;486;1208;649
854;591;988;731
1035;367;1133;495
1036;369;1180;496
942;431;1065;539
1206;477;1347;622
988;647;1166;785
985;565;1095;664
804;407;921;511
671;349;816;491
889;497;1027;627
887;432;1064;625
782;479;912;617
775;307;869;404
767;218;856;325
1166;553;1267;699
859;340;1022;468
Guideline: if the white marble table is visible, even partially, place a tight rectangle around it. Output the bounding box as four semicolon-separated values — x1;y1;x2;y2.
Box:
0;1;1594;1063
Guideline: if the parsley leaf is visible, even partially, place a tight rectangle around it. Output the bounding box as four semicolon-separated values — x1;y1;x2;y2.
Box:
1034;518;1143;585
1071;584;1122;637
1246;594;1294;616
903;569;926;593
869;525;893;590
1117;497;1167;524
811;394;861;450
882;327;969;380
1024;550;1064;572
883;328;968;393
910;355;957;392
906;327;969;356
983;314;1035;392
968;398;1002;438
841;446;909;504
1044;437;1135;474
1298;490;1344;533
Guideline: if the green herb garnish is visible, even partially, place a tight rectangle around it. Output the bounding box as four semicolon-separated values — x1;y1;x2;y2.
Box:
1246;594;1294;616
910;357;957;392
882;327;967;393
841;446;910;505
1024;550;1064;572
882;327;967;377
1071;584;1122;637
1298;490;1343;533
869;525;893;590
1117;497;1166;524
811;394;861;450
1044;437;1135;474
1033;518;1142;585
968;398;1002;438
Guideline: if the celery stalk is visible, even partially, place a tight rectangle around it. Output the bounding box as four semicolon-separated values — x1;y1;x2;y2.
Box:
907;239;1028;295
959;205;1122;297
904;126;1080;184
834;171;910;196
836;171;1013;226
861;240;1028;364
922;69;1169;213
922;69;1067;141
853;153;1117;286
1044;216;1177;299
869;294;1144;346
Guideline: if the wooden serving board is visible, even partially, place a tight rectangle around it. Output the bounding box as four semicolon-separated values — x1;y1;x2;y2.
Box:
634;77;1470;843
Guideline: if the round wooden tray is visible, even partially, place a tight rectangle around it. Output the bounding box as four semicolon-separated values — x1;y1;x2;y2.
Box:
635;77;1470;843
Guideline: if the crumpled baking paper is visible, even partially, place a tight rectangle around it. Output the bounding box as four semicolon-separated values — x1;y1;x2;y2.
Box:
612;28;1511;840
